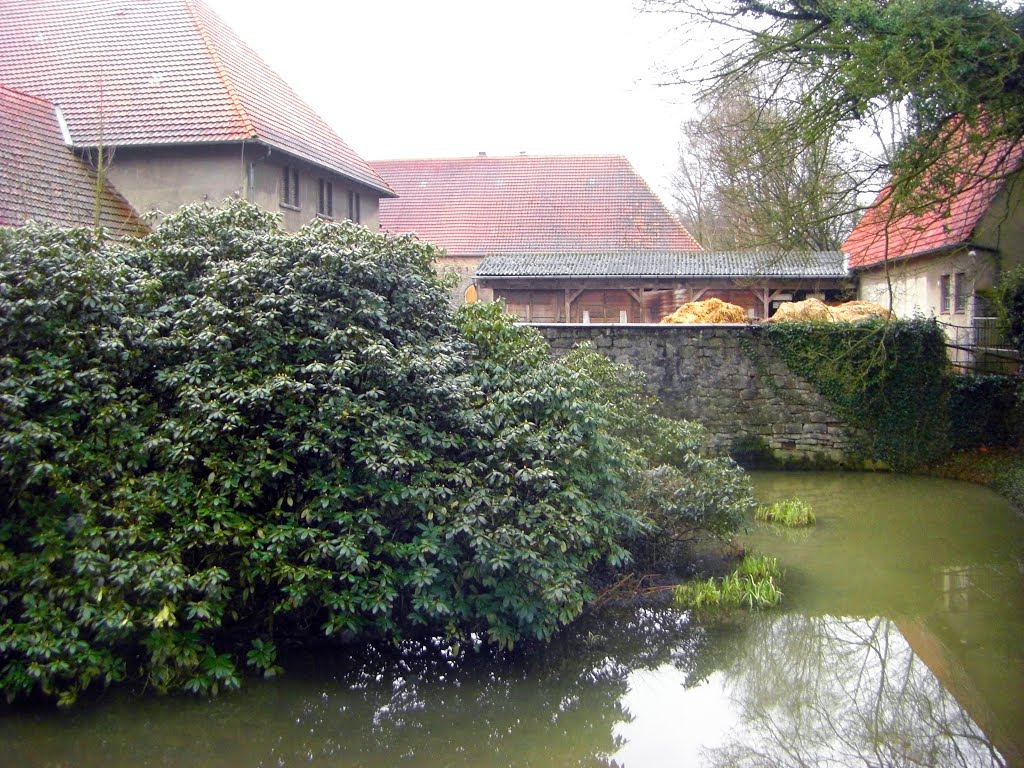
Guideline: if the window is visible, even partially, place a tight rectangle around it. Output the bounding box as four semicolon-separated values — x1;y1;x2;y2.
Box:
317;179;333;218
940;274;952;313
954;272;968;313
282;165;300;208
348;190;361;223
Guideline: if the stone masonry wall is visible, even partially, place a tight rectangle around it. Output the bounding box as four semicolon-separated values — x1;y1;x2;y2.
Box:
536;324;863;464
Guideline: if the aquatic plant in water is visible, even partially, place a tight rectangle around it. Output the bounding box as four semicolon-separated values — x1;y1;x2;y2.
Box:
755;497;816;527
674;554;783;611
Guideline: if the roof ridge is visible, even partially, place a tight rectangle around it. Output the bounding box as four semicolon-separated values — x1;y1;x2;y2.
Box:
183;0;255;139
0;83;52;106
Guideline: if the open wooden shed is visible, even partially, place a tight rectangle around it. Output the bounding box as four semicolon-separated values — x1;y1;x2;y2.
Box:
475;250;851;323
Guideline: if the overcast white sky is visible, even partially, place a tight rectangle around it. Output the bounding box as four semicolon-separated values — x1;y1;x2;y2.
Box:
204;0;700;207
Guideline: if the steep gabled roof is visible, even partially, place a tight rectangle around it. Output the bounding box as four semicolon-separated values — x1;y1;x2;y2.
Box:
477;250;846;279
0;84;145;237
0;0;394;196
843;136;1023;269
373;155;701;256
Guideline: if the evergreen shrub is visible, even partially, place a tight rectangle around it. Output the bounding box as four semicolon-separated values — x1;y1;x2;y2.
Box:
947;374;1024;450
0;202;751;705
0;204;639;703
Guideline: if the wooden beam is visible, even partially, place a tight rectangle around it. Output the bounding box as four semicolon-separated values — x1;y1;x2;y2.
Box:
565;288;585;323
624;288;644;322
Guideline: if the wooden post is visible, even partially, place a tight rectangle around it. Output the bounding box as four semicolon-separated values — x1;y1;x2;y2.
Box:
624;288;644;323
565;288;585;323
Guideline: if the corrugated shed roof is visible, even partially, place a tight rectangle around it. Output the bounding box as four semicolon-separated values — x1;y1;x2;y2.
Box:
373;155;701;256
0;0;394;196
476;250;847;278
843;135;1023;269
0;84;146;237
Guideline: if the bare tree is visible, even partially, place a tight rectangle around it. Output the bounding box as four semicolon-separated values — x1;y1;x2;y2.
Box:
673;75;861;250
647;0;1024;214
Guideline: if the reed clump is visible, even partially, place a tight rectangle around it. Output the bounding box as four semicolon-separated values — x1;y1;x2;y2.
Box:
674;553;783;611
755;497;816;527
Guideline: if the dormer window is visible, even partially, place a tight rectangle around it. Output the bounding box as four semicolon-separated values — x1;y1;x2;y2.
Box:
282;165;300;208
318;179;333;218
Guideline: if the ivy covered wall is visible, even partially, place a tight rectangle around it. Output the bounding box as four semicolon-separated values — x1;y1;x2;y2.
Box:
537;321;950;469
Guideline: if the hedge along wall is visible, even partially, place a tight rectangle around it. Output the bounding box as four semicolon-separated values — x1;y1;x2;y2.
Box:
536;324;862;466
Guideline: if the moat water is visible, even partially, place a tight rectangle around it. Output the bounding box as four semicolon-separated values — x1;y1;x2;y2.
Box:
3;472;1022;767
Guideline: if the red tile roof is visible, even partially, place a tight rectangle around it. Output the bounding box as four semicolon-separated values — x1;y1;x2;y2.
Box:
844;137;1023;269
0;84;146;237
373;155;701;256
0;0;393;196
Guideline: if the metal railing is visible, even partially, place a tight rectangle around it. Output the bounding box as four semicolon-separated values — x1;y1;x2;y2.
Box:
938;317;1020;375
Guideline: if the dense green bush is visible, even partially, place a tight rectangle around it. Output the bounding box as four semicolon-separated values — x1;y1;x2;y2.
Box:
995;266;1024;356
0;203;748;706
947;374;1024;450
763;319;950;469
0;204;645;704
560;346;754;570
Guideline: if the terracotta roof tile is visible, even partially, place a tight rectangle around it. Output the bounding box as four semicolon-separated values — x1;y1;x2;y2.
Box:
0;84;146;237
0;0;393;195
373;155;701;256
477;250;846;278
843;136;1024;269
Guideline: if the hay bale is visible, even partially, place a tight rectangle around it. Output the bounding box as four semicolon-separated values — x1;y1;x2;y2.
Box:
766;297;834;323
766;297;893;323
660;297;748;324
828;300;894;322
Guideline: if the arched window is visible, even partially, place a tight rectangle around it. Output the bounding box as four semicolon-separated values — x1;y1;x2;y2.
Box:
464;284;479;304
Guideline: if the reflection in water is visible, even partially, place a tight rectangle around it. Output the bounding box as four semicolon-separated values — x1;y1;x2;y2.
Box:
2;607;705;767
747;470;1024;759
701;615;1005;768
0;610;1013;768
2;473;1022;767
943;565;974;612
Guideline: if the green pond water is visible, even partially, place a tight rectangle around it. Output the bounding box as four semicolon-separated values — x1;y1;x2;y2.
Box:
2;472;1022;767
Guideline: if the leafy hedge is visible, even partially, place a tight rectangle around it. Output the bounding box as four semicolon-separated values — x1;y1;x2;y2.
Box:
0;202;748;705
0;205;635;703
763;318;950;469
947;374;1024;450
996;265;1024;356
560;347;754;569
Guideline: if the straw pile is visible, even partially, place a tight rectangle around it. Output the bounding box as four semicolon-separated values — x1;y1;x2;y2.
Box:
660;298;748;324
766;297;893;323
767;297;834;323
829;300;895;322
